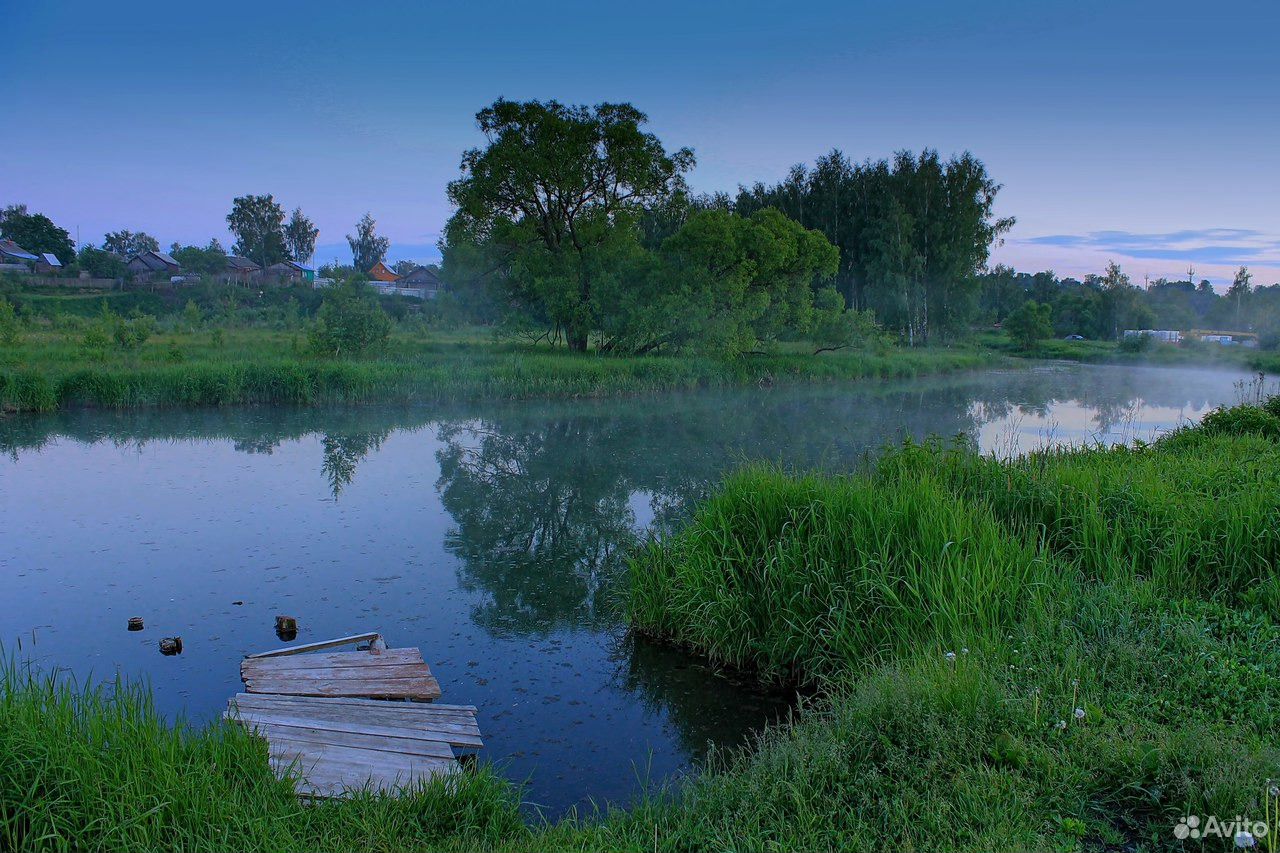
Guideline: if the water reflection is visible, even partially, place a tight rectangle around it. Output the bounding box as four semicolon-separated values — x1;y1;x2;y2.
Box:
0;363;1261;815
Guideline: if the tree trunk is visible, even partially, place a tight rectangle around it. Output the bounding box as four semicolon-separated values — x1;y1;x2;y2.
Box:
567;326;589;352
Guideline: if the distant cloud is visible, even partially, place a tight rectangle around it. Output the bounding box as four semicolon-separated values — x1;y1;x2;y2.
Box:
1022;228;1280;266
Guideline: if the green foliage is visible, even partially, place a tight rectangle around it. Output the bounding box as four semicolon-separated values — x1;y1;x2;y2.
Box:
0;296;20;346
0;210;76;264
102;230;159;258
76;246;128;279
346;212;389;272
284;207;318;264
651;207;839;355
1003;299;1053;350
736;149;1014;343
182;299;202;332
308;281;392;356
445;98;695;351
227;194;289;268
169;239;227;276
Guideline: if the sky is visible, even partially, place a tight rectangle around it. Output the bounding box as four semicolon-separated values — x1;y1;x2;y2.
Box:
3;0;1278;287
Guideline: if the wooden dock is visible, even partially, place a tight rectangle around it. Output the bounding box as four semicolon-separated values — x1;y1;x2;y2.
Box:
225;631;482;798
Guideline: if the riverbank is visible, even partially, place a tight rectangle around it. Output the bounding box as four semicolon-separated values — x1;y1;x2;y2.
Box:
0;329;993;412
5;398;1279;851
976;330;1280;373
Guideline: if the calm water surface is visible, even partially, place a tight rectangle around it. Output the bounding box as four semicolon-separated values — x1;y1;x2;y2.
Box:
0;363;1261;814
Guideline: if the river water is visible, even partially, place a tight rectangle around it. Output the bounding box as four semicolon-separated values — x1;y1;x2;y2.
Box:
0;363;1260;814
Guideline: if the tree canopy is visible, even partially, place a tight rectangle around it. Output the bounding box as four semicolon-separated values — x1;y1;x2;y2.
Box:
227;195;288;269
285;208;319;264
346;213;389;273
1;210;76;263
735;149;1014;344
102;230;160;258
446;98;695;351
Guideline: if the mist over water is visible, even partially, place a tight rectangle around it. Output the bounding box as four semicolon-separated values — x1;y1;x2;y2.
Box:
0;362;1261;814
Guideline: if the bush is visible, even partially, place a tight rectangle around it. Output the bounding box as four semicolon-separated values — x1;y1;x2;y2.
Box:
0;296;20;345
1118;332;1153;353
309;281;392;356
1003;300;1053;351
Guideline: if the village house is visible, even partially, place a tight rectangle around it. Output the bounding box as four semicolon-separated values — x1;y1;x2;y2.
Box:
0;239;39;269
265;260;315;284
35;253;63;274
368;260;399;282
395;265;444;299
224;255;261;283
126;250;182;279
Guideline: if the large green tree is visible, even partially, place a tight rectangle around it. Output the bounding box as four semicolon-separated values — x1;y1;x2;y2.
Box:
285;208;319;265
445;98;695;351
102;230;160;257
346;213;389;272
1;210;75;263
227;194;288;268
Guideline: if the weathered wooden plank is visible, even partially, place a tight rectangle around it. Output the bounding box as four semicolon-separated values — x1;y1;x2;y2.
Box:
230;693;479;724
227;704;483;748
230;699;480;731
244;632;382;659
270;753;456;798
230;710;478;749
231;693;476;715
243;676;442;701
267;738;455;771
244;663;432;686
234;716;457;758
242;648;423;673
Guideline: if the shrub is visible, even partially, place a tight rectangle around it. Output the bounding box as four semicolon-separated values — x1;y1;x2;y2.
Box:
0;296;20;345
309;281;391;357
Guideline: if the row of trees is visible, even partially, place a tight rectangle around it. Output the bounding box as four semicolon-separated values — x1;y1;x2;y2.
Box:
978;262;1280;347
733;150;1014;344
441;99;1013;353
3;196;406;281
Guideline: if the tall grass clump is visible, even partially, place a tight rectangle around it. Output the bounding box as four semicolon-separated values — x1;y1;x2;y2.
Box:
885;419;1280;601
629;464;1051;684
0;660;525;852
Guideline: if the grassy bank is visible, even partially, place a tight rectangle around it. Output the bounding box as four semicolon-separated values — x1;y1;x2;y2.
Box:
0;328;992;412
976;329;1280;374
6;399;1280;851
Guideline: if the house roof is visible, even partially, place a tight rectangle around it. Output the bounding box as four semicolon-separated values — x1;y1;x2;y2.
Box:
0;240;39;261
266;260;313;273
129;250;182;271
398;266;443;286
225;255;261;271
368;261;399;282
40;252;62;267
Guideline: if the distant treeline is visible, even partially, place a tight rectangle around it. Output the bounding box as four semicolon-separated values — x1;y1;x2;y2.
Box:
978;262;1276;345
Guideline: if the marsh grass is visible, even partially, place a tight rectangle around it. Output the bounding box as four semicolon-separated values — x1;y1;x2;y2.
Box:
0;329;991;412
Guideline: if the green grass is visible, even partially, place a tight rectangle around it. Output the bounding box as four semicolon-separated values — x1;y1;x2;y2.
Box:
7;399;1280;851
0;328;993;412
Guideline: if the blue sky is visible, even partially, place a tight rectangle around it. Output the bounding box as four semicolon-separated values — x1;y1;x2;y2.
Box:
4;0;1278;285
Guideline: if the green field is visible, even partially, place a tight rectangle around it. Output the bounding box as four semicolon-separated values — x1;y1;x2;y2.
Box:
5;397;1280;851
